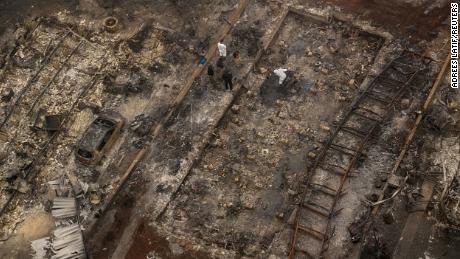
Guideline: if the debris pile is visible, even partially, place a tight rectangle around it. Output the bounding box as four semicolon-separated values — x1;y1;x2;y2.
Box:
440;173;460;227
433;134;460;230
129;113;155;136
158;8;387;258
52;198;77;219
231;24;263;57
30;177;86;259
103;67;149;95
0;0;454;258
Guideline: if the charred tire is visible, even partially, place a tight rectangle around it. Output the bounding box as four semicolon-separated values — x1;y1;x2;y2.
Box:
103;17;119;33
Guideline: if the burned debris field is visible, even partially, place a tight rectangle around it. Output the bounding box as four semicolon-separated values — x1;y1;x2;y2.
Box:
0;1;458;259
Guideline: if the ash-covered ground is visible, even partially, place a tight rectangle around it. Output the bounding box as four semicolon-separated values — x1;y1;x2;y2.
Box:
0;0;457;259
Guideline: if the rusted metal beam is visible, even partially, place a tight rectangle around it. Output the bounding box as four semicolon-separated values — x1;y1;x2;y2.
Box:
364;91;391;104
310;182;339;193
371;53;451;211
353;52;450;259
298;225;326;241
309;182;344;197
340;126;367;138
330;143;360;156
304;200;332;214
301;203;330;218
289;51;425;259
356;106;384;119
352;110;382;123
320;162;348;173
319;64;422;254
295;247;316;259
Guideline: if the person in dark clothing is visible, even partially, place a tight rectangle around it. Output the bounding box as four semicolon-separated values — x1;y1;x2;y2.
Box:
207;65;216;87
216;56;225;69
207;65;214;76
222;70;233;91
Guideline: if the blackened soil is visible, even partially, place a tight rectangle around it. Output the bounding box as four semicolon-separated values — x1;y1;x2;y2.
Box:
0;0;77;36
318;0;449;40
126;221;212;259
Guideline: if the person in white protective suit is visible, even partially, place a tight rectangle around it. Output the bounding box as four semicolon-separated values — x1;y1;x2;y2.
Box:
217;39;227;57
273;68;288;85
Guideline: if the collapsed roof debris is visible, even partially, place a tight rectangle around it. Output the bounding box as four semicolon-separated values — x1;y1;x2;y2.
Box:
52;198;77;219
50;224;85;259
28;176;86;259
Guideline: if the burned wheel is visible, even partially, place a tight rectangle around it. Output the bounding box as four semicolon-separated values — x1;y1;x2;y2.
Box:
103;16;119;33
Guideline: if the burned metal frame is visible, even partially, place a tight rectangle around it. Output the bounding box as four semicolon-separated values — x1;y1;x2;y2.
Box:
0;25;107;216
0;31;70;130
356;52;450;259
288;51;431;259
27;40;85;116
0;17;105;132
0;71;104;217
